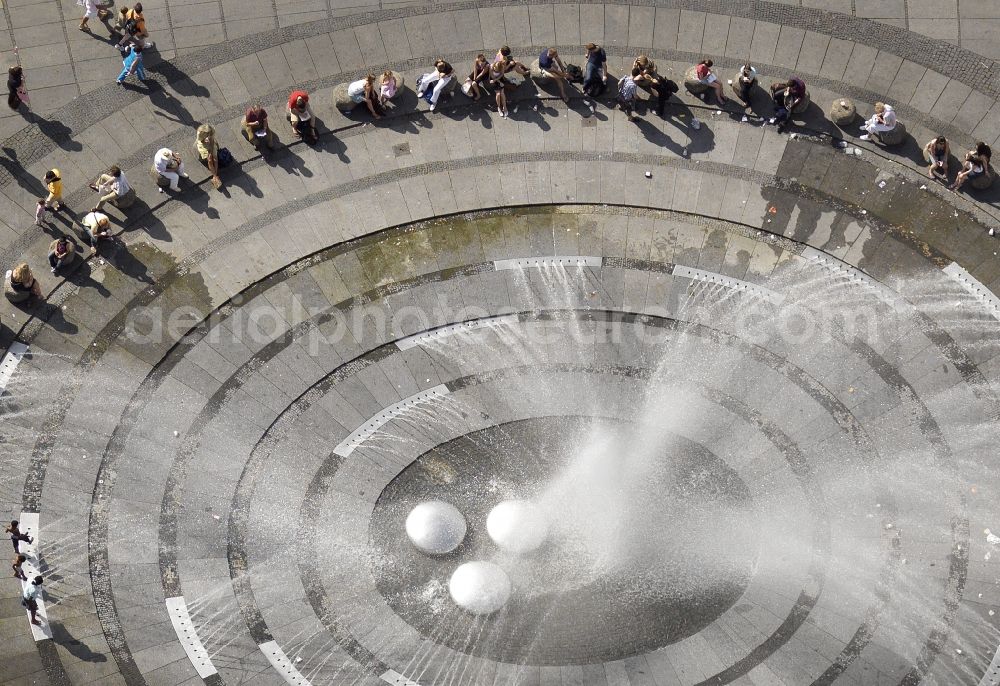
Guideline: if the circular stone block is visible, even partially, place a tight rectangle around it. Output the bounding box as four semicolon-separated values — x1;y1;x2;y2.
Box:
449;561;512;614
971;166;995;190
387;71;405;99
530;57;550;82
405;500;467;555
829;98;856;126
683;66;710;95
333;82;356;111
487;500;549;554
872;121;906;146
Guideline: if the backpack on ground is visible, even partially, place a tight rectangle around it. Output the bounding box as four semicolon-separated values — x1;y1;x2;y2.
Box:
565;64;583;82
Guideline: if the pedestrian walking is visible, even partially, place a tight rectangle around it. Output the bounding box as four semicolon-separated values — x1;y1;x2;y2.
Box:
35;199;48;227
5;521;33;554
7;65;29;112
22;576;43;626
116;45;146;85
43;170;62;211
79;0;111;31
116;3;151;49
12;554;27;581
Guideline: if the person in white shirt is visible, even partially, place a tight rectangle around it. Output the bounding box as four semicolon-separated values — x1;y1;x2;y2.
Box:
92;166;132;211
860;102;896;140
153;148;187;192
81;211;112;252
416;59;455;112
22;575;43;626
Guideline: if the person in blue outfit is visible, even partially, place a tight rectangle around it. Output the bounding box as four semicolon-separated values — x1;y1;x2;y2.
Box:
583;43;607;97
116;45;146;85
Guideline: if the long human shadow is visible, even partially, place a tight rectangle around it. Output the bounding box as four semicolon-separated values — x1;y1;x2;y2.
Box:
653;98;717;156
29;114;83;153
123;196;172;242
264;144;314;180
50;623;109;664
0;146;47;197
146;64;212;128
313;118;350;163
219;165;263;199
634;118;689;157
64;257;112;298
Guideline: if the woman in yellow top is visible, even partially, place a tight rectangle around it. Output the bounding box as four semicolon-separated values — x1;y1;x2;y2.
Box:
44;169;62;210
196;124;222;189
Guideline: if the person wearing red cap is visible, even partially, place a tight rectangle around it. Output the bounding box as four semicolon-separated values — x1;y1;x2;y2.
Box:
287;90;318;144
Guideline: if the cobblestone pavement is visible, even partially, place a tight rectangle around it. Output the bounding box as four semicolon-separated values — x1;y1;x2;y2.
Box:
0;2;999;686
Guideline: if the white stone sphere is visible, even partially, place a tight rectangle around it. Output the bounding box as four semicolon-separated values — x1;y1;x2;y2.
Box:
486;500;549;554
449;561;512;614
405;501;467;555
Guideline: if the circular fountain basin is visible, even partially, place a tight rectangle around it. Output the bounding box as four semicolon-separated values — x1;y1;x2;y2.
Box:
449;561;512;614
487;500;549;554
405;501;467;555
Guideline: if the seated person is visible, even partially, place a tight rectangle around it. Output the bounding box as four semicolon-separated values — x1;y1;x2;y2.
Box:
923;136;949;180
494;45;530;77
48;237;76;273
733;62;757;109
538;48;570;103
769;77;806;133
91;165;133;211
859;102;896;141
287;90;318;144
464;54;490;100
951;142;993;191
152;148;186;191
379;71;397;105
81;210;112;252
196;124;223;189
633;55;679;116
694;59;725;106
346;74;383;119
6;263;42;301
242;104;274;149
416;60;455;112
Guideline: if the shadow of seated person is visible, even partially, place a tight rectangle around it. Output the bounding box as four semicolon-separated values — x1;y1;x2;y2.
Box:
64;258;111;298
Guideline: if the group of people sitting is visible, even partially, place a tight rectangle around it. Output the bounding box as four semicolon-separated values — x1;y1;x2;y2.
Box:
922;137;993;190
8;44;998;311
